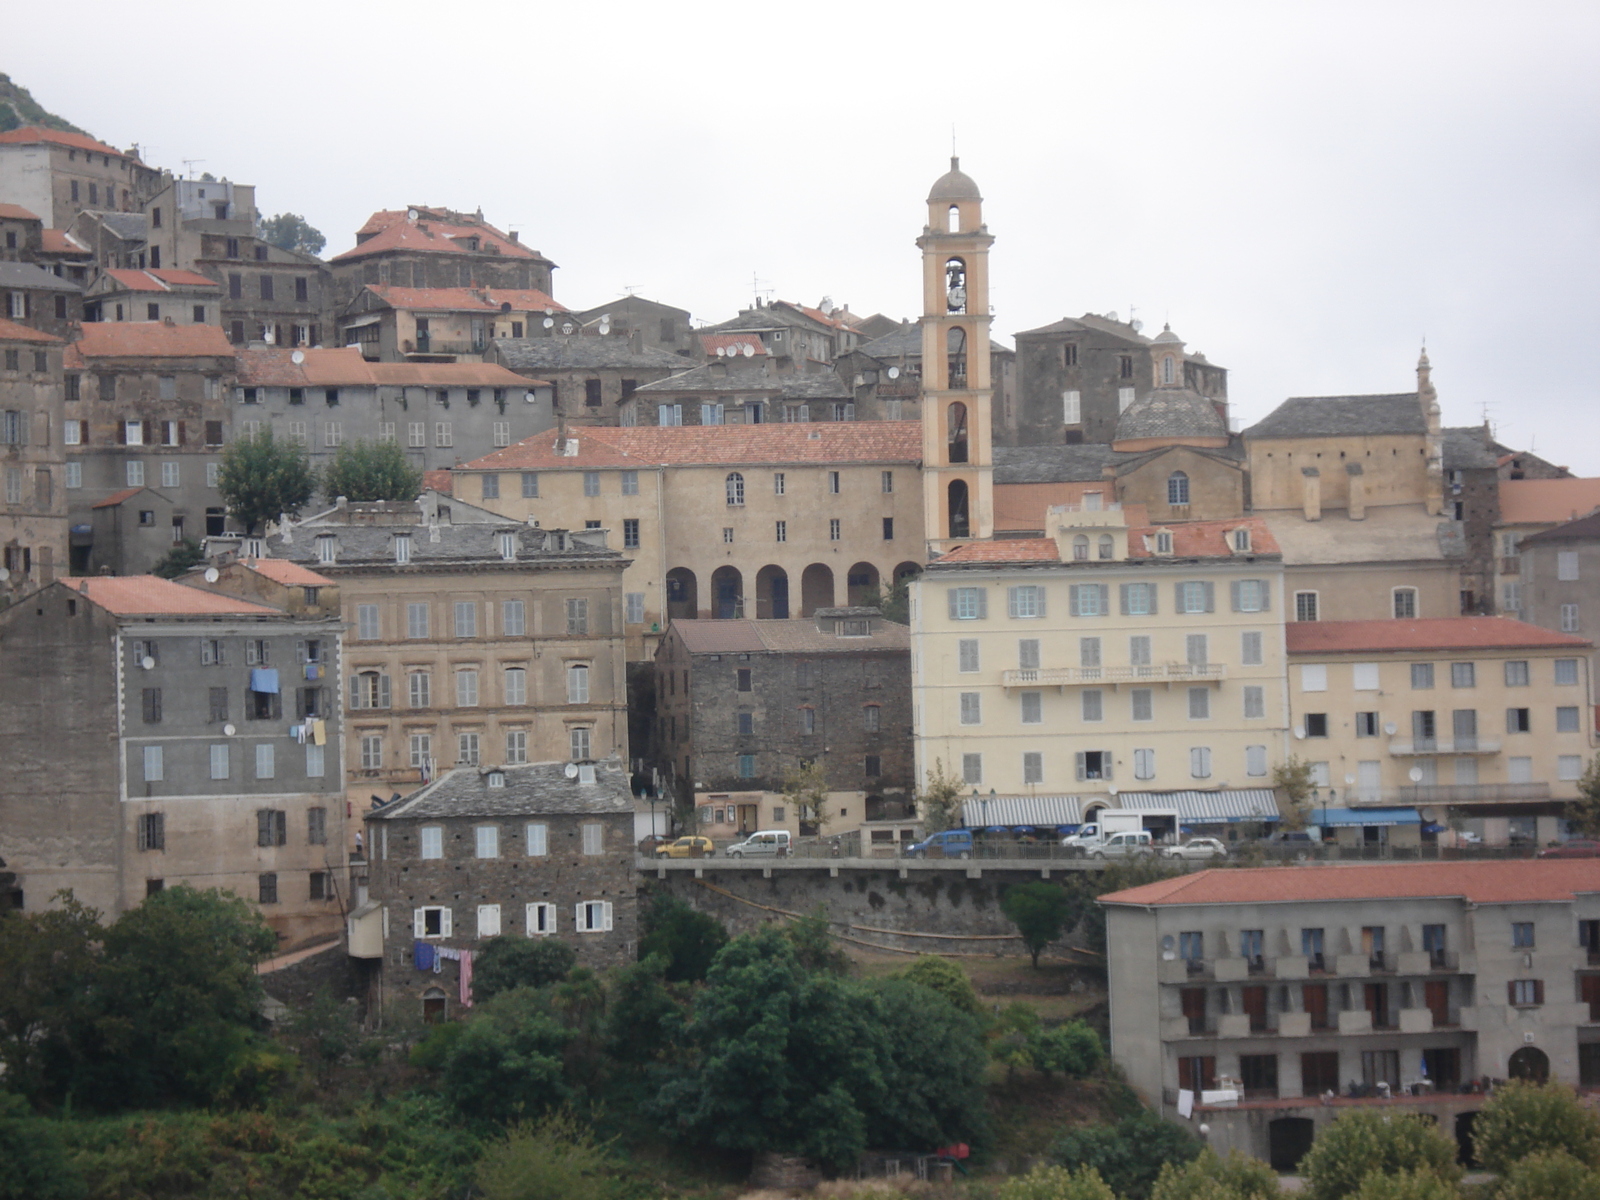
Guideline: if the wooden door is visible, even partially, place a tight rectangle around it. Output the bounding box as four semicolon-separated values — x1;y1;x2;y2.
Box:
1242;985;1269;1032
1303;983;1329;1029
1425;980;1451;1027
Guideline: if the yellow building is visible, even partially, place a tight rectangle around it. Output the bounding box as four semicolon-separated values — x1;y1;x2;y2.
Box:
911;508;1290;797
1285;616;1596;847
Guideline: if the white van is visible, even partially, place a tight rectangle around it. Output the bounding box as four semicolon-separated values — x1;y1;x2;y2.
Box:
726;829;791;858
1087;830;1154;860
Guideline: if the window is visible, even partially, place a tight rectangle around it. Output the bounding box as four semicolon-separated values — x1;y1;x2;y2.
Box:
576;900;613;933
958;639;980;672
1133;748;1155;780
737;711;755;736
435;422;452;447
1186;634;1208;667
502;599;525;637
497;532;517;561
1131;689;1154;721
567;663;590;703
481;473;500;501
505;729;527;764
1512;922;1535;948
1356;712;1380;737
1451;662;1476;688
1017;751;1043;784
137;812;165;851
1081;690;1103;721
394;535;411;565
407;422;426;448
475;825;500;859
1232;579;1268;612
458;732;481;766
1557;706;1581;733
1509;979;1544;1007
1190;747;1212;778
1559;551;1580;581
306;743;325;777
1121;583;1156;617
406;602;428;639
256;808;287;847
1295;591;1319;622
722;527;734;544
410;734;432;770
455;669;480;707
1167;472;1190;505
1188;688;1210;719
1560;755;1584;781
1409;662;1435;689
1562;604;1581;632
1246;745;1268;777
1008;585;1044;618
414;906;451;938
142;744;164;782
504;667;526;705
1501;659;1530;687
258;874;278;905
1300;664;1328;692
949;587;986;620
1076;750;1111;781
1393;588;1418;618
526;902;556;935
66;462;81;489
828;471;841;494
738;753;755;778
723;471;745;506
829;518;841;541
962;753;982;785
1019;639;1041;670
1177;581;1213;614
1070;583;1109;617
959;692;981;724
658;404;682;426
126;461;145;487
625;593;645;624
1133;638;1155;669
566;598;589;635
454;601;477;638
1304;713;1329;737
1021;692;1043;724
306;807;327;846
210;743;229;779
141;687;163;724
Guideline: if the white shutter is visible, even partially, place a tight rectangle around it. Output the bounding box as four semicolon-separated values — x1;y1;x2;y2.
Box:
477;904;500;937
1075;751;1086;781
602;901;614;932
413;908;425;938
526;822;548;856
575;903;588;932
439;907;452;938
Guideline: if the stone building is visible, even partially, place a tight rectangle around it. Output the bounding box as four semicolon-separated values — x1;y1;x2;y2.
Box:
339;285;566;363
1101;860;1600;1169
831;320;1017;427
262;501;630;825
488;336;688;427
0;316;67;592
0;574;348;947
1516;511;1600;679
355;759;637;1021
1441;425;1503;616
630;356;854;427
65;209;149;271
0;260;82;338
570;295;695;357
0;127;161;230
84;268;220;327
63;321;236;573
1493;477;1600;619
697;299;862;368
654;608;913;836
329;207;556;310
1285;617;1594;847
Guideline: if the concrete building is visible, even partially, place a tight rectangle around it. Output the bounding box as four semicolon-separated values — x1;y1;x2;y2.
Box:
84;268;220;327
262;501;630;826
1286;617;1594;847
355;758;637;1020
654;608;914;835
0;127;161;229
1101;860;1600;1169
1493;477;1600;619
0;316;67;592
63;321;236;573
1516;511;1600;679
489;336;689;427
912;510;1289;797
0;574;347;947
339;285;566;363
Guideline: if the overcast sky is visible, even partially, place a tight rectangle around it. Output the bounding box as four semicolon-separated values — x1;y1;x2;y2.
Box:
9;1;1599;470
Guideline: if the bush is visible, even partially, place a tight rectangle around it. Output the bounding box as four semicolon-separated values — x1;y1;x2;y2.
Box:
999;1164;1119;1200
1049;1109;1202;1200
1349;1169;1461;1200
1473;1080;1600;1174
475;1112;627;1200
637;895;727;983
0;1092;83;1200
1297;1110;1461;1200
900;955;982;1016
1026;1020;1103;1079
1150;1148;1281;1200
473;936;577;1001
435;990;572;1123
1497;1149;1600;1200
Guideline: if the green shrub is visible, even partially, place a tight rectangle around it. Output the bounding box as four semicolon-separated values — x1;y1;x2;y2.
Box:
1473;1080;1600;1174
475;1112;627;1200
1026;1020;1103;1078
1150;1147;1281;1200
473;936;577;1001
1298;1110;1460;1200
900;955;983;1016
1349;1168;1461;1200
999;1164;1119;1200
637;895;727;983
1049;1109;1202;1199
0;1092;83;1200
1497;1149;1600;1200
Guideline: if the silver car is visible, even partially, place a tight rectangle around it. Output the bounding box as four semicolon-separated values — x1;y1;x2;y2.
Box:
1161;837;1228;861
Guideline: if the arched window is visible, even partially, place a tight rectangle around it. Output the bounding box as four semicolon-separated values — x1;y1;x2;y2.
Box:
948;204;960;233
945;258;967;314
1098;534;1114;560
946;401;968;464
725;472;745;506
946;326;967;389
947;479;970;539
1073;535;1090;561
1162;355;1176;385
1168;471;1190;505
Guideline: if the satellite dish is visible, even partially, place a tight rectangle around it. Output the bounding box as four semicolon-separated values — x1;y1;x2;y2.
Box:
524;390;537;403
140;655;155;670
715;346;725;357
1420;807;1437;823
407;209;419;221
0;567;10;582
1409;767;1424;783
563;763;579;779
1384;722;1398;735
223;723;236;737
1161;934;1176;951
742;343;754;357
542;316;554;329
290;350;305;365
1294;727;1306;739
1344;774;1355;785
887;366;900;379
598;323;611;336
204;567;220;583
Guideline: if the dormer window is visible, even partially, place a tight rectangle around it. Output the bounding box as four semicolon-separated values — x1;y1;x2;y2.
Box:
1073;535;1090;561
487;771;505;789
498;532;516;561
1098;535;1114;560
1232;528;1252;552
1155;530;1174;555
244;538;263;558
316;535;336;564
838;618;870;637
1082;492;1103;511
394;534;411;565
578;763;596;785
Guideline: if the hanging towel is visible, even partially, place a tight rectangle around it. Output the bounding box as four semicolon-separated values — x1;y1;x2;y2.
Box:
459;949;473;1008
413;941;434;972
305;662;320;681
436;946;461;961
249;668;280;694
312;719;327;746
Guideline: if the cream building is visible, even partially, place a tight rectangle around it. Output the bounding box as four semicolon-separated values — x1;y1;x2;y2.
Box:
911;507;1290;796
1286;616;1596;847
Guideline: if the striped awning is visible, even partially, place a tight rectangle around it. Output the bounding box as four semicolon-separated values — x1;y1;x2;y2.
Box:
958;795;1090;827
1116;790;1282;823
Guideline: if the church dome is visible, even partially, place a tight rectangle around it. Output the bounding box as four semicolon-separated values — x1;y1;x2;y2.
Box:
1114;387;1227;445
928;156;981;203
1151;323;1183;345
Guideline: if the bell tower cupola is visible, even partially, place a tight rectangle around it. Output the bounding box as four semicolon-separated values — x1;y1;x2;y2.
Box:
919;157;995;552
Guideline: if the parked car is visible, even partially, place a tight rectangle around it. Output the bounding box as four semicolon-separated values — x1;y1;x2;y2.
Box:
1537;839;1600;859
655;836;716;858
1161;837;1228;861
1267;830;1319;845
1088;830;1154;860
726;830;791;858
905;829;974;859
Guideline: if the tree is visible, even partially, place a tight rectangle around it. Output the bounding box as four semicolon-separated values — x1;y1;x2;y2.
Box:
1564;755;1600;838
637;894;727;983
475;1112;627;1200
784;909;850;975
1002;881;1073;968
435;989;572;1123
1498;1150;1600;1200
861;976;990;1152
1297;1110;1461;1200
873;573;913;625
900;955;982;1016
1272;756;1316;831
1472;1079;1600;1174
1000;1164;1118;1200
0;896;102;1104
1050;1110;1202;1200
1025;1020;1104;1078
781;760;832;834
0;1091;84;1200
320;438;425;504
472;937;576;1002
1350;1170;1461;1200
1151;1148;1281;1200
603;953;682;1067
151;537;206;579
217;428;315;536
917;759;966;834
260;212;326;257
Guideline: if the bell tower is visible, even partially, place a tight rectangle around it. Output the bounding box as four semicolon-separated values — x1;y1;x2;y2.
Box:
919;157;995;553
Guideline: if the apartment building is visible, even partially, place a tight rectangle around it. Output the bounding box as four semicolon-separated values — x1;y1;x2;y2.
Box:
0;316;67;593
0;574;347;947
339;285;565;362
0;127;161;229
84;268;221;327
354;759;636;1020
329;207;556;310
262;501;629;821
488;335;689;428
1286;617;1594;847
1517;511;1600;677
0;260;82;338
1494;477;1600;618
912;508;1289;796
1102;860;1600;1169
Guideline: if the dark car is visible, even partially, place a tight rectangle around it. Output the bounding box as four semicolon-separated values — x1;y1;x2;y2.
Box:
1537;839;1600;859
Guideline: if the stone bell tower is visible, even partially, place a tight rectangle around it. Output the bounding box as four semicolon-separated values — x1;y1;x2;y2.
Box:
919;157;995;553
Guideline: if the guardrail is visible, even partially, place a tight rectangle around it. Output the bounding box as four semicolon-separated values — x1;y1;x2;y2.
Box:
640;841;1550;866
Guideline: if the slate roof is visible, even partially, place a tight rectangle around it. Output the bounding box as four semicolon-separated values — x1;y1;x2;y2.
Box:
994;444;1121;484
672;615;909;655
89;211;149;240
1015;313;1151;343
375;760;633;821
266;523;622;569
1441;426;1498;470
633;358;783;394
858;324;921;360
778;373;852;400
1521;510;1600;547
1498;478;1600;525
1261;506;1462;565
0;262;80;292
69;576;281;618
1244;393;1425;439
67;322;234;361
0;317;60;344
1113;386;1227;442
492;337;688;372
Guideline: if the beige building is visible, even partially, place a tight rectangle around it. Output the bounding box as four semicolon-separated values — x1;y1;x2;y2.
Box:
911;509;1289;797
1286;617;1595;847
1102;860;1600;1169
0;316;67;593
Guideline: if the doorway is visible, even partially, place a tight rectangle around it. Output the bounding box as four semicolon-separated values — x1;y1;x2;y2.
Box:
1508;1046;1549;1083
1268;1118;1315;1172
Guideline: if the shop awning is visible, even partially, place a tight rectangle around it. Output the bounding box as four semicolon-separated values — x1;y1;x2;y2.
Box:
1315;807;1421;828
1118;790;1282;824
958;795;1089;827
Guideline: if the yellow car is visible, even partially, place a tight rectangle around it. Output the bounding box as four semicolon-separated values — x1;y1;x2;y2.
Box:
654;836;716;858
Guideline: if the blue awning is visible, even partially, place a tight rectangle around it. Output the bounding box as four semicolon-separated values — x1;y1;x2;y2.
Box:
249;668;280;695
1315;807;1421;828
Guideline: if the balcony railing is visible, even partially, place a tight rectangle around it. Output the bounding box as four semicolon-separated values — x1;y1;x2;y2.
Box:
1387;737;1501;756
1002;662;1226;688
1395;782;1551;805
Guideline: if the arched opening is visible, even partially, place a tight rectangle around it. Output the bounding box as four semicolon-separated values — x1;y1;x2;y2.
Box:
1162;354;1176;385
947;204;960;233
1454;1112;1481;1166
421;986;448;1025
947;480;970;539
947;401;968;464
1167;471;1190;506
725;471;745;506
710;565;743;619
1098;534;1114;560
1072;535;1089;561
945;257;967;314
755;565;789;619
1509;1046;1549;1084
946;326;967;389
666;567;698;622
847;561;880;606
800;564;834;616
1268;1117;1315;1172
893;561;922;586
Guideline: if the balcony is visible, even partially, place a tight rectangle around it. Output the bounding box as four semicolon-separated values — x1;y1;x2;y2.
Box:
1277;1012;1312;1037
1387;737;1502;756
1334;954;1372;978
1398;1009;1435;1033
1159;957;1211;984
1338;1010;1374;1034
1395;782;1550;805
1001;662;1226;689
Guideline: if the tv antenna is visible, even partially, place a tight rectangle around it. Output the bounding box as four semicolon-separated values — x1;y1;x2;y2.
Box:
620;285;639;297
182;159;205;179
751;272;773;305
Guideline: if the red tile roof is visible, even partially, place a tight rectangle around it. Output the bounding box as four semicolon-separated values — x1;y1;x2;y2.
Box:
1287;616;1591;655
700;333;768;357
0;317;60;344
1498;478;1600;525
459;421;923;471
70;576;281;617
0;127;131;158
332;208;543;264
90;486;148;509
242;558;334;587
1127;516;1279;558
1101;859;1600;908
939;538;1060;564
68;322;234;360
104;268;218;293
233;346;536;389
461;429;654;472
0;204;39;221
422;470;453;495
359;285;565;314
38;229;90;255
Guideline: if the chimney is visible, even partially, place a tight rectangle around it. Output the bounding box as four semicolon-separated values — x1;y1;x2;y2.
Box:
1346;463;1366;520
1301;468;1322;521
507;231;519;242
